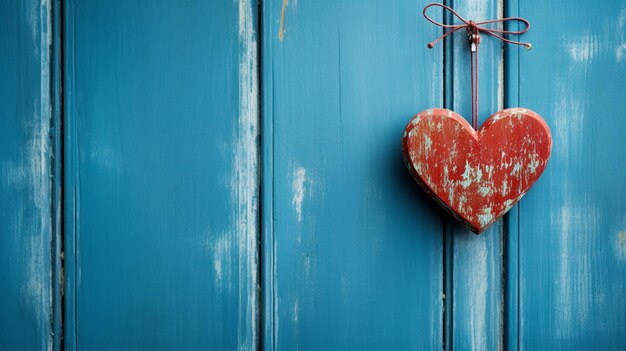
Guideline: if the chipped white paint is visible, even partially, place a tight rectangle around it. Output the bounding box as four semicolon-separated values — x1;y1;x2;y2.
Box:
551;189;598;338
458;195;467;212
292;166;307;223
423;134;433;152
527;155;540;174
503;199;513;210
477;207;494;227
461;162;472;189
304;255;311;276
501;179;509;196
616;43;626;61
617;9;626;61
1;2;53;348
210;232;232;289
465;237;489;351
511;162;522;177
27;117;49;310
292;298;299;322
234;0;259;348
553;83;584;161
30;2;53;349
565;33;600;62
461;162;484;189
478;186;491;197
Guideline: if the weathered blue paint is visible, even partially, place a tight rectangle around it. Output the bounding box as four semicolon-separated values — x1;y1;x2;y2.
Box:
514;0;626;349
263;0;444;349
2;1;626;350
63;1;259;350
0;1;54;350
446;0;504;349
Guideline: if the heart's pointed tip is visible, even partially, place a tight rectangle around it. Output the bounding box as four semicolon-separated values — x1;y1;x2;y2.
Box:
472;228;486;235
464;223;485;234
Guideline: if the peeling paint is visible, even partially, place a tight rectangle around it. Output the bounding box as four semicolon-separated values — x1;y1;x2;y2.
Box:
565;33;600;62
553;83;584;161
477;207;494;227
2;0;53;342
210;232;232;289
501;179;508;196
552;201;598;337
617;43;626;62
234;0;260;348
467;238;488;350
527;154;540;174
617;9;626;61
292;166;307;222
478;186;491;197
292;298;299;322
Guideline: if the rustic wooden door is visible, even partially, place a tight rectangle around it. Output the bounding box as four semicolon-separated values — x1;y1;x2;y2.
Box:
1;0;625;350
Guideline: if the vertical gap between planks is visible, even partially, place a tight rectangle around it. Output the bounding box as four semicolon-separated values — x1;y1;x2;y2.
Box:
62;0;79;348
254;1;263;350
442;0;454;349
502;0;521;348
51;0;65;349
255;0;270;350
259;0;277;349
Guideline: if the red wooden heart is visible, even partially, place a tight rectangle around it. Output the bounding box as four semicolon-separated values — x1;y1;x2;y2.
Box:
402;108;552;233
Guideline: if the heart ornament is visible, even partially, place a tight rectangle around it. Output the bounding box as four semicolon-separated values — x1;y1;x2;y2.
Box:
402;108;552;233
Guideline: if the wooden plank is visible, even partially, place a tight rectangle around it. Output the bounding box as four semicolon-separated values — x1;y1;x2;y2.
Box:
264;0;444;349
64;1;259;349
516;0;626;348
0;1;54;350
446;0;505;349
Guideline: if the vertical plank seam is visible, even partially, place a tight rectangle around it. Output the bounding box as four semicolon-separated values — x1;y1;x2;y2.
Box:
260;0;276;348
257;0;264;348
39;0;55;349
443;1;454;349
51;0;64;349
503;0;521;348
62;0;79;348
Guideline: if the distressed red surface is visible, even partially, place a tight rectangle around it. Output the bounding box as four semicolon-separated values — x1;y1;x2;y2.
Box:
402;108;552;233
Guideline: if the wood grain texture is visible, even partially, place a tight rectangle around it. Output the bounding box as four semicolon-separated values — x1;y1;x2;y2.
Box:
263;0;444;349
63;1;259;349
515;0;626;349
446;0;505;349
0;1;54;350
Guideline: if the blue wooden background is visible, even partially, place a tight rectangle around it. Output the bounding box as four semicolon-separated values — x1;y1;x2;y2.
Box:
1;0;625;350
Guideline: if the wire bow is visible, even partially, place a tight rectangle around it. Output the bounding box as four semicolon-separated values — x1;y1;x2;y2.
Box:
423;3;532;50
